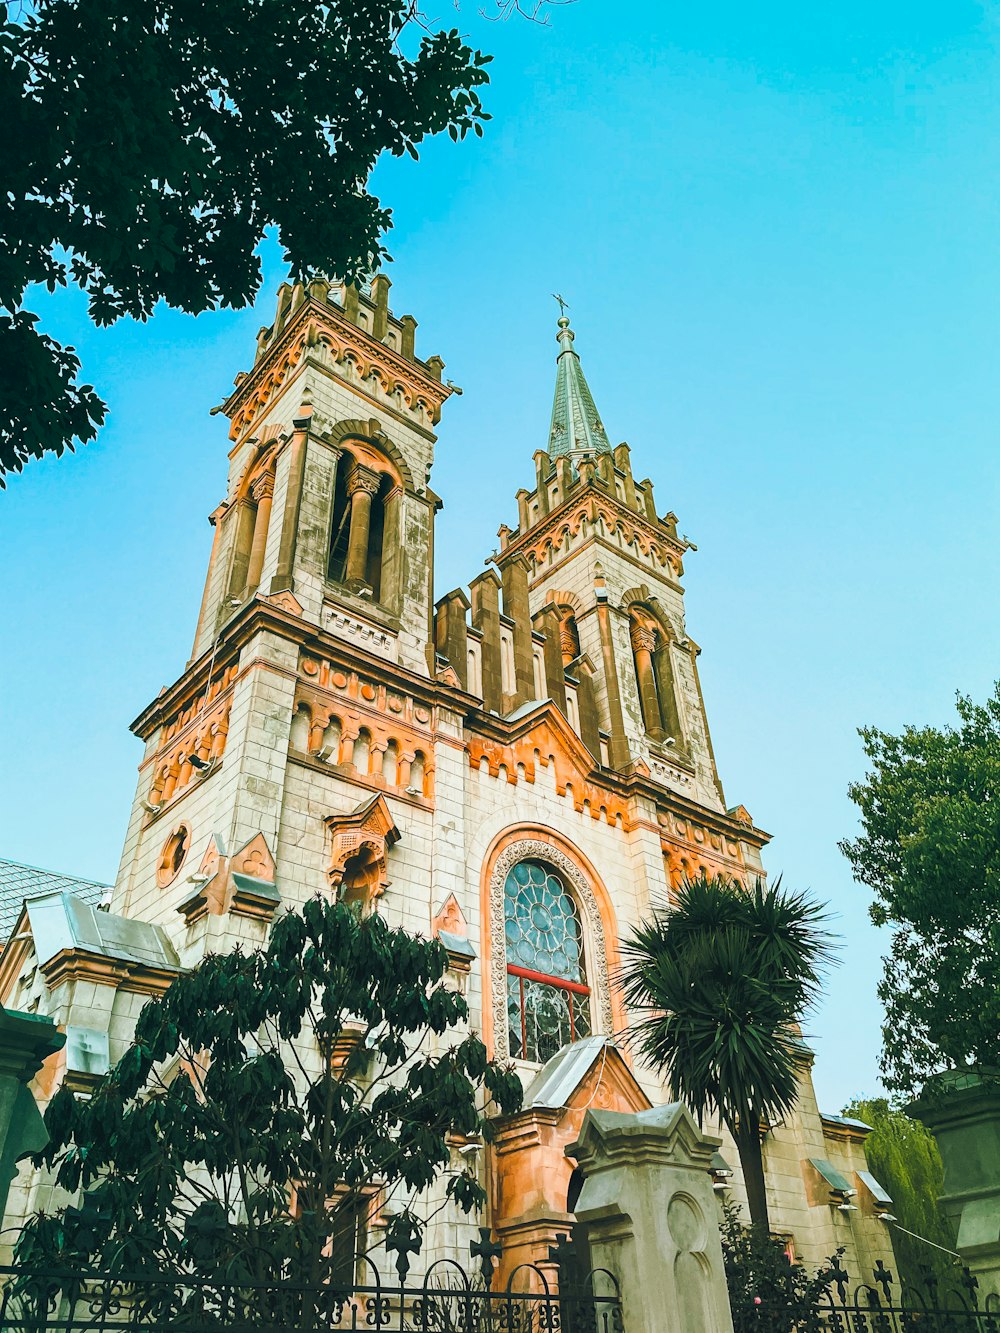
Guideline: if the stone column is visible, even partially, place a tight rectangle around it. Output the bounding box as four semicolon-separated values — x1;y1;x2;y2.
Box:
534;606;567;713
568;1104;735;1333
596;601;631;769
500;556;535;706
630;621;664;740
344;464;380;585
245;471;275;594
575;661;602;761
434;588;471;689
269;407;312;596
0;1008;65;1227
470;570;503;713
379;485;405;611
226;498;258;602
909;1075;1000;1301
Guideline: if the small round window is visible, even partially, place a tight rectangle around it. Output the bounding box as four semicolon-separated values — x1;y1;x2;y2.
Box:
157;824;190;887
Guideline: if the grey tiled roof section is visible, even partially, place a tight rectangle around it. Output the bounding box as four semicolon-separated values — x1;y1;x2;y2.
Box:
25;891;180;972
0;857;110;941
522;1035;614;1110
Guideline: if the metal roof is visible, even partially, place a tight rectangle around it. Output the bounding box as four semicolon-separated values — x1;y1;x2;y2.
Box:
25;891;180;972
0;857;109;942
547;317;612;459
809;1157;855;1195
857;1169;893;1206
522;1036;614;1110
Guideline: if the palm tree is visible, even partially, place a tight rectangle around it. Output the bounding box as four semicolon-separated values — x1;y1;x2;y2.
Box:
620;872;835;1232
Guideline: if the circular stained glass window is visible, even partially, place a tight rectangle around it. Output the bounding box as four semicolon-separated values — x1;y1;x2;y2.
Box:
503;860;586;984
504;859;592;1062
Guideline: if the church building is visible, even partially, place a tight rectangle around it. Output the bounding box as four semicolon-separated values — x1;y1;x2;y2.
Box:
1;276;894;1280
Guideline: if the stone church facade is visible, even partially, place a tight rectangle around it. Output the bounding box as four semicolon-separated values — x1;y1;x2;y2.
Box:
2;276;894;1281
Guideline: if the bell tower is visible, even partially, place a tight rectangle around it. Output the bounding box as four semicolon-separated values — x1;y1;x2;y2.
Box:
110;276;455;949
191;274;452;677
488;313;726;812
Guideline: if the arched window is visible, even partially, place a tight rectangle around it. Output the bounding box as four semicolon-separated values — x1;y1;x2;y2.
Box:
504;859;591;1063
327;453;396;603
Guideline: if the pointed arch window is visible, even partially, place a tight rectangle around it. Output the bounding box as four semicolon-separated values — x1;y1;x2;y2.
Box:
504;859;591;1063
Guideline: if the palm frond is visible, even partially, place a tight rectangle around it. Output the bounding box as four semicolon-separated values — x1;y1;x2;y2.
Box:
619;871;836;1130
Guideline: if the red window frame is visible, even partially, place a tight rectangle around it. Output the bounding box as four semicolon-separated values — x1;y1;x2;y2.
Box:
506;963;591;1059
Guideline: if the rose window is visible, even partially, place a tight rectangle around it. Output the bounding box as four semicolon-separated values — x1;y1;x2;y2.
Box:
504;859;591;1063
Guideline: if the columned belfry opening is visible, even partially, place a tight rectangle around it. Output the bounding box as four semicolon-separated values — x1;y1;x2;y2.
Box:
628;605;685;749
327;445;401;605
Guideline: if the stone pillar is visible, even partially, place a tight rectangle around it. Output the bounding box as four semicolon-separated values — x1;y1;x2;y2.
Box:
596;602;631;769
344;464;380;585
434;589;471;690
470;570;503;713
630;621;664;740
245;471;275;594
686;639;726;805
0;1009;65;1226
500;556;535;706
371;273;391;341
269;407;312;595
534;606;567;713
379;485;405;611
909;1075;1000;1301
533;451;551;516
227;498;258;601
613;442;638;510
568;1104;735;1333
190;501;228;658
575;661;602;761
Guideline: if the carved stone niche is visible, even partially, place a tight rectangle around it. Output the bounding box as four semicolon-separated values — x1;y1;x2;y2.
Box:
324;793;401;913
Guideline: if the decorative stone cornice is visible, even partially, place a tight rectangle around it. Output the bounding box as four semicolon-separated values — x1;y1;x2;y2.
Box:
40;949;179;997
218;296;452;442
496;483;689;577
131;597;478;741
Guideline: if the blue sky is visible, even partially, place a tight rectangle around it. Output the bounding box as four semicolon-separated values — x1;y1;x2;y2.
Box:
2;0;999;1109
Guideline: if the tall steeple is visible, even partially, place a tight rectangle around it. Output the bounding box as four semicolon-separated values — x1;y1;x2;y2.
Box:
547;315;611;458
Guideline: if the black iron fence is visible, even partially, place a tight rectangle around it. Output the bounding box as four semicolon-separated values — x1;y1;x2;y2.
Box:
0;1260;624;1333
747;1255;1000;1333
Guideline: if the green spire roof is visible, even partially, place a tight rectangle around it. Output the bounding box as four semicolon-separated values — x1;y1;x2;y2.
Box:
547;316;611;458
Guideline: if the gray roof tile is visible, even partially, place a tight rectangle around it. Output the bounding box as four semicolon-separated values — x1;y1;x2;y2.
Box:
0;858;110;942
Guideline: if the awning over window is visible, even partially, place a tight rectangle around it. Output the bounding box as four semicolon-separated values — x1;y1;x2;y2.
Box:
809;1158;854;1195
857;1170;892;1206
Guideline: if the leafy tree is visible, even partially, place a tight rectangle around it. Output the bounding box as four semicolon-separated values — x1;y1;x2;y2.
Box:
619;873;834;1233
15;897;522;1287
841;685;1000;1097
842;1097;955;1289
720;1200;838;1333
1;0;494;482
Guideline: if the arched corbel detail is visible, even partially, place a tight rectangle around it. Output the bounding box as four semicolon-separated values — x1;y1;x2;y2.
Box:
324;418;415;492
